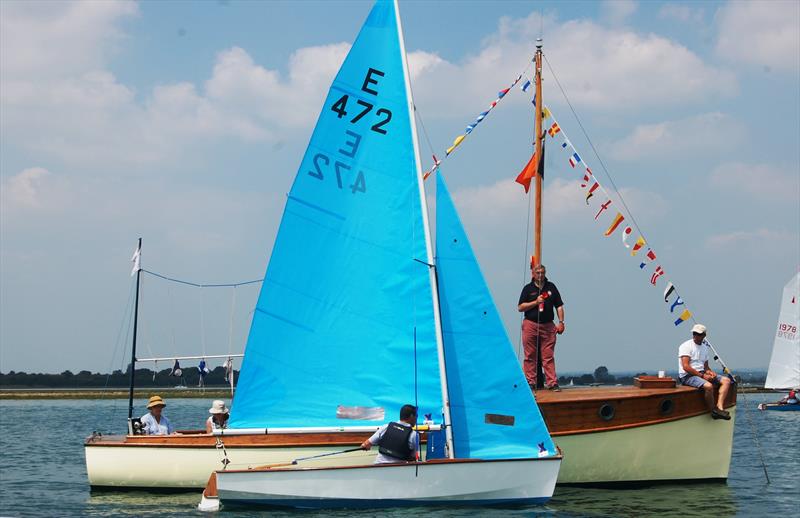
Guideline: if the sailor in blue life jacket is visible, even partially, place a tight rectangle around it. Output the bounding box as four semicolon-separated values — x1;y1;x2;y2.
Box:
360;404;418;463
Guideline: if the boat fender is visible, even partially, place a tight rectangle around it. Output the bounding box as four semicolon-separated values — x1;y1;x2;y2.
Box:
378;422;414;461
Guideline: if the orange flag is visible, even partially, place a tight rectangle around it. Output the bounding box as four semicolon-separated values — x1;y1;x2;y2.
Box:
604;212;625;236
515;141;545;193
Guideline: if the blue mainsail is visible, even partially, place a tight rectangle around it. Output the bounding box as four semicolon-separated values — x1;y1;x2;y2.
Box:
230;0;442;429
436;174;556;459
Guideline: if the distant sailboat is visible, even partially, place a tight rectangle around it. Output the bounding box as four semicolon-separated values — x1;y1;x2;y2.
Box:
760;272;800;411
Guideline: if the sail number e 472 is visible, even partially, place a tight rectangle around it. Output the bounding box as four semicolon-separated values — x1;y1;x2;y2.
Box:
330;94;392;135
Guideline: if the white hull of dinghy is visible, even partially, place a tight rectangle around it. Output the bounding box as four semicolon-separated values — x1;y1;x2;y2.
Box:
216;457;561;509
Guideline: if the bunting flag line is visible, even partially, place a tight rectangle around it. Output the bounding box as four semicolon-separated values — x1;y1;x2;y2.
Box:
546;104;707;334
604;212;626;236
594;199;612;220
674;308;692;326
424;73;523;178
650;266;665;285
622;226;633;248
663;282;676;302
639;249;657;269
521;79;531;92
631;236;646;256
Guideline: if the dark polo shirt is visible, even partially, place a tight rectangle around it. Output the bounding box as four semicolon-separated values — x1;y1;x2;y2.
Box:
518;279;564;323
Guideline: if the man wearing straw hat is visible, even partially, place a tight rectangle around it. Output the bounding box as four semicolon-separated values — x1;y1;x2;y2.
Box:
141;395;175;435
205;400;230;433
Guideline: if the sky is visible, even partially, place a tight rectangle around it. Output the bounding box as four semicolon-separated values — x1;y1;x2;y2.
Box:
1;0;798;376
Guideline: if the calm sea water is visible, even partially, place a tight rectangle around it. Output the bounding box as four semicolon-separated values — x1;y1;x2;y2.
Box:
0;393;797;517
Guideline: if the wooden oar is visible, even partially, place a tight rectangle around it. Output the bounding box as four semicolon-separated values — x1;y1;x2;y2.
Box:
253;447;364;470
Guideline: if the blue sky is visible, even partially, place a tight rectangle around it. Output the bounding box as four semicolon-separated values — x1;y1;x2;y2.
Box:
1;0;798;375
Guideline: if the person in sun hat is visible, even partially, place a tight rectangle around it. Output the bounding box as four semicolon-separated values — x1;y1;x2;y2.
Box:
677;324;732;420
205;400;230;433
141;395;175;435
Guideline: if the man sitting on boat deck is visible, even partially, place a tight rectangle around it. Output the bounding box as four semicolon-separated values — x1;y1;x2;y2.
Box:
205;400;229;433
141;395;176;434
678;325;732;420
360;404;418;463
518;262;565;391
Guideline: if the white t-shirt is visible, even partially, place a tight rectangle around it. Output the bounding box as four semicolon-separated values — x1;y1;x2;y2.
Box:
206;415;228;431
367;422;418;464
141;413;174;435
678;339;709;378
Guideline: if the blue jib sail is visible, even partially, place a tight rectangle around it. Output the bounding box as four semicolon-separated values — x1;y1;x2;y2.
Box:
436;174;556;459
230;0;442;429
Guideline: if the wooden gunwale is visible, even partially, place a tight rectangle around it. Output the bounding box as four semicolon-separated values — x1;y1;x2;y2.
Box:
85;385;737;446
219;455;562;474
537;385;737;436
86;431;395;448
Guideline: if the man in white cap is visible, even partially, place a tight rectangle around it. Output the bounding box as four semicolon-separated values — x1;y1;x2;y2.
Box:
678;324;732;420
205;400;230;433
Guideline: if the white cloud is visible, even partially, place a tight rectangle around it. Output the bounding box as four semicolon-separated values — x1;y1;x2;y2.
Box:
716;0;800;73
710;162;800;202
451;176;666;234
1;167;54;210
658;3;704;24
411;12;736;117
706;228;797;248
602;0;638;25
0;0;138;79
607;112;745;161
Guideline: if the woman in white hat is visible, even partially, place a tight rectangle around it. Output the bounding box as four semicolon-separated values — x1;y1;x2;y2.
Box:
205;400;230;433
141;395;175;435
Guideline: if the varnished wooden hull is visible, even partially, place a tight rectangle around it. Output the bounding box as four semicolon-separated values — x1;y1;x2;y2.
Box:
85;385;736;488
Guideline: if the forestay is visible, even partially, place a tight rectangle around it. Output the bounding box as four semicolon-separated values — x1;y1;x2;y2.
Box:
765;272;800;389
230;0;442;429
435;174;556;459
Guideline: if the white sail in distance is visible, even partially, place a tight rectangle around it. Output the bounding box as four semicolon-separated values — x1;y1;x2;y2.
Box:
765;272;800;389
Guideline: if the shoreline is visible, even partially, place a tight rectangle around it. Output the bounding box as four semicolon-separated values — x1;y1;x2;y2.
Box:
0;385;776;400
0;387;234;399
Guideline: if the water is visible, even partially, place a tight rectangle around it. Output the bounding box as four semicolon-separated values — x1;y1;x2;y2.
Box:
0;393;797;517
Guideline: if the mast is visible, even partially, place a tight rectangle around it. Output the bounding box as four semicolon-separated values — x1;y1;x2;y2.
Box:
394;0;455;459
533;38;544;265
127;238;142;421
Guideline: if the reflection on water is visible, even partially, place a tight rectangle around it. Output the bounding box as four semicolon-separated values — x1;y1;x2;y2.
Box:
550;482;736;518
1;394;798;517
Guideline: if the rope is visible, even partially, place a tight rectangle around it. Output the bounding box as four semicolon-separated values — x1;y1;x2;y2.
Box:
141;269;262;288
738;389;770;483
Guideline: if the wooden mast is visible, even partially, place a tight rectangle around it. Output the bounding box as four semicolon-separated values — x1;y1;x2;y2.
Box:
533;39;544;266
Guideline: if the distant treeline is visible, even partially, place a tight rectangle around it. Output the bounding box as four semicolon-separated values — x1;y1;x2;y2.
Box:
1;364;767;388
0;365;237;388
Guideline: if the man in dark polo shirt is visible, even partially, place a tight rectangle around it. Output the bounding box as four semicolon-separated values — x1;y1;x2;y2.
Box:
518;263;565;391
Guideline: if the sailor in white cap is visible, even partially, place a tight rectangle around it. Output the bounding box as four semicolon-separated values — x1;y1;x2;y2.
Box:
677;324;732;420
205;400;230;433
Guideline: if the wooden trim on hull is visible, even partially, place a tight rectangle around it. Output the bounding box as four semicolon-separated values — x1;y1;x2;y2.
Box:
85;431;383;448
536;385;737;435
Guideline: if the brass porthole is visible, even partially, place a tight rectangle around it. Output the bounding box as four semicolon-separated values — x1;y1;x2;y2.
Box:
660;398;674;415
598;403;615;421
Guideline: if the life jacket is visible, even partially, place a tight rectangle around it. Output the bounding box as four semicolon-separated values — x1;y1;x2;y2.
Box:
377;422;414;461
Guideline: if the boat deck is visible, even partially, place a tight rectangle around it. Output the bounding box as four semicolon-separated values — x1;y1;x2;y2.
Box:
534;384;699;403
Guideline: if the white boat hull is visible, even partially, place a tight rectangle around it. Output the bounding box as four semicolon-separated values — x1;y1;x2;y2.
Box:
215;458;560;508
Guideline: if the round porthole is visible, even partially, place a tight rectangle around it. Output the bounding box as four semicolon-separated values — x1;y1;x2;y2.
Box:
598;403;615;421
660;398;674;415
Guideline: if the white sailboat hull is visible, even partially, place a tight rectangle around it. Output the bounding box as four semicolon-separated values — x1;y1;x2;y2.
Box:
215;458;561;508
